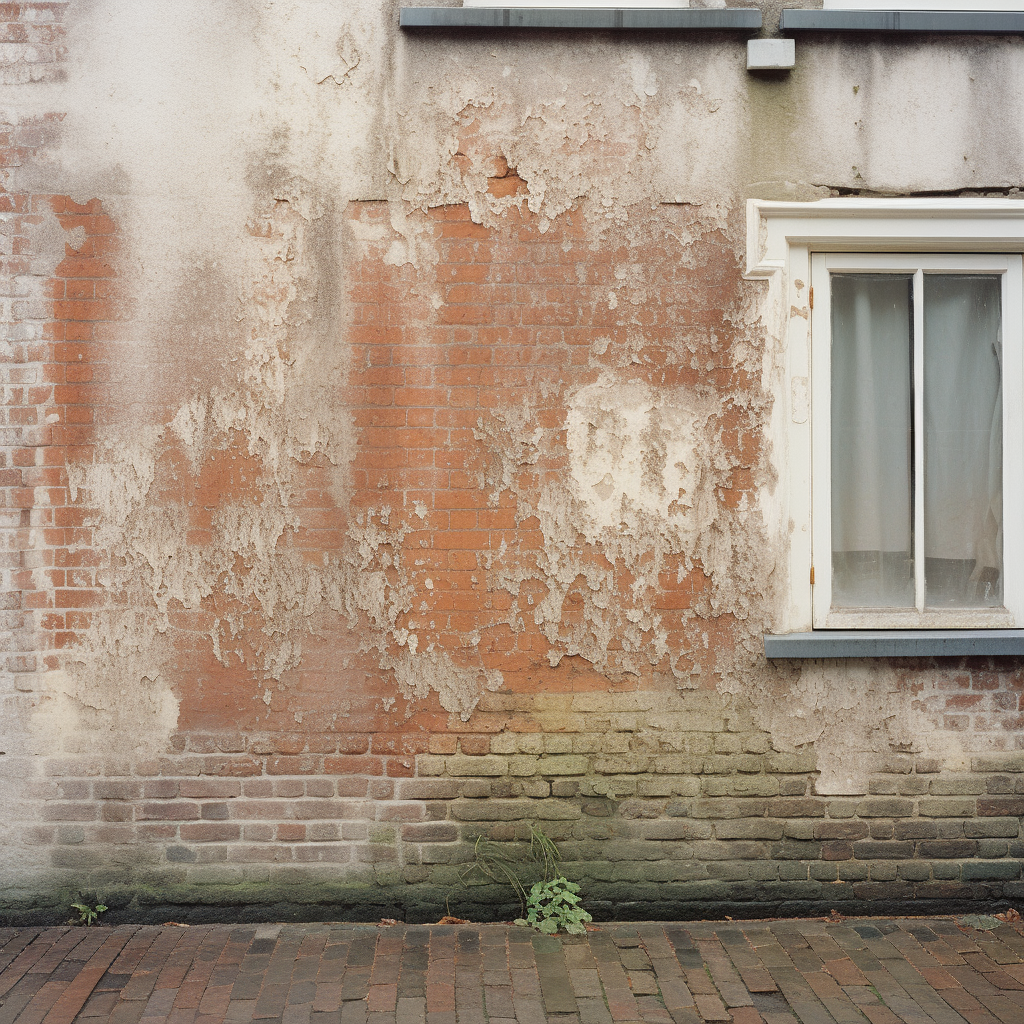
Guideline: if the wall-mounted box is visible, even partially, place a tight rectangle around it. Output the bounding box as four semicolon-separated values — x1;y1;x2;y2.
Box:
747;38;795;70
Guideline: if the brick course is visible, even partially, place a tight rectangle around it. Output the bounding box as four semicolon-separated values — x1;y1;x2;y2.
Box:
7;688;1024;920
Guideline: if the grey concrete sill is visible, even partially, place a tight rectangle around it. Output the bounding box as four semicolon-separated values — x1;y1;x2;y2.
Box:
400;8;762;30
765;630;1024;659
780;10;1024;34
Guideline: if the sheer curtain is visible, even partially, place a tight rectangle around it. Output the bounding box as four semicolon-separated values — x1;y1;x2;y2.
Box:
923;276;1002;607
830;273;1003;609
831;275;914;607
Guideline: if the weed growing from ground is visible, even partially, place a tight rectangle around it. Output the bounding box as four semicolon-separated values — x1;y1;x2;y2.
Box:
515;877;593;935
71;902;107;926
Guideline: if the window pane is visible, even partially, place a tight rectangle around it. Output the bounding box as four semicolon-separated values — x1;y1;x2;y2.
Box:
924;275;1003;608
831;274;914;608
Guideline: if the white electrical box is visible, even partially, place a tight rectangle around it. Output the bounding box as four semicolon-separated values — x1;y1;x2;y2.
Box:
747;39;796;70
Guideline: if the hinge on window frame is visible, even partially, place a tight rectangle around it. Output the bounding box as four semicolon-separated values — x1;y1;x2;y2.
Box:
809;287;814;310
810;566;815;586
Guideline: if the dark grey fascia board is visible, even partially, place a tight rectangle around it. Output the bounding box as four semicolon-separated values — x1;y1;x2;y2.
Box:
400;8;762;30
765;630;1024;659
780;10;1024;34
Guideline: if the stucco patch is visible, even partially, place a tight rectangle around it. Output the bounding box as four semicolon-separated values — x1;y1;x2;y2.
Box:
567;377;701;543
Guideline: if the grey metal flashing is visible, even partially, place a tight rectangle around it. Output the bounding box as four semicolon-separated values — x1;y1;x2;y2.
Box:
400;8;762;30
764;630;1024;659
780;10;1024;34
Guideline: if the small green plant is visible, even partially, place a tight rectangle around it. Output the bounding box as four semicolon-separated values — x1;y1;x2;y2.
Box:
515;877;593;935
459;824;591;933
71;901;107;926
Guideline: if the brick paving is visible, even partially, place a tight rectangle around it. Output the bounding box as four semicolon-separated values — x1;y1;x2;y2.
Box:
1;919;1023;1024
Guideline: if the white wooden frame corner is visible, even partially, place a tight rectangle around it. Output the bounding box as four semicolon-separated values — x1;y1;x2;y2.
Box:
746;198;1024;634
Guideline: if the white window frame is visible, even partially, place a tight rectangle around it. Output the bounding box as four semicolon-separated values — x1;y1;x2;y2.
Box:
810;252;1023;630
746;199;1024;634
825;1;1024;9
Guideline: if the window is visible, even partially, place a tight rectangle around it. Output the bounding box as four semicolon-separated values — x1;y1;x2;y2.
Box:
810;253;1023;629
824;1;1024;8
746;199;1024;642
463;0;688;6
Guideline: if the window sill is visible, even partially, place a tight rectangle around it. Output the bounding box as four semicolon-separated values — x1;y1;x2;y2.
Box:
764;629;1024;658
780;10;1024;33
400;8;762;30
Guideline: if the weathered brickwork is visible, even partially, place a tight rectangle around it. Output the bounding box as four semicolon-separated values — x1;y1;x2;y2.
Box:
0;2;65;86
12;689;1024;922
1;2;78;681
3;1;1024;923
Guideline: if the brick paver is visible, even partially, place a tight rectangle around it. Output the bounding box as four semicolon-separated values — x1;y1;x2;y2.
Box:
1;918;1022;1023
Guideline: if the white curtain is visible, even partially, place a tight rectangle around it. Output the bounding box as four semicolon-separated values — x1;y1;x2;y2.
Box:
923;275;1002;607
830;273;1002;609
831;275;914;607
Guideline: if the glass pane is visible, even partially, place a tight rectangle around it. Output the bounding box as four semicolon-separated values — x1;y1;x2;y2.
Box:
831;274;914;608
924;275;1003;608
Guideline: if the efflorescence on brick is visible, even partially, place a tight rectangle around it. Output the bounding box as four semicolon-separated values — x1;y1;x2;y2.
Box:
1;1;1024;924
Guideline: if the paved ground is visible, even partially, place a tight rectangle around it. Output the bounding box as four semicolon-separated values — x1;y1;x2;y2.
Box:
2;918;1024;1024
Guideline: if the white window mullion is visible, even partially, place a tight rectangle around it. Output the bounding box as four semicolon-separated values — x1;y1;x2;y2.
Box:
913;269;925;614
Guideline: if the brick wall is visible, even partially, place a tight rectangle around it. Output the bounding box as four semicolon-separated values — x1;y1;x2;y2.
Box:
18;688;1024;923
2;1;1024;924
1;0;73;679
